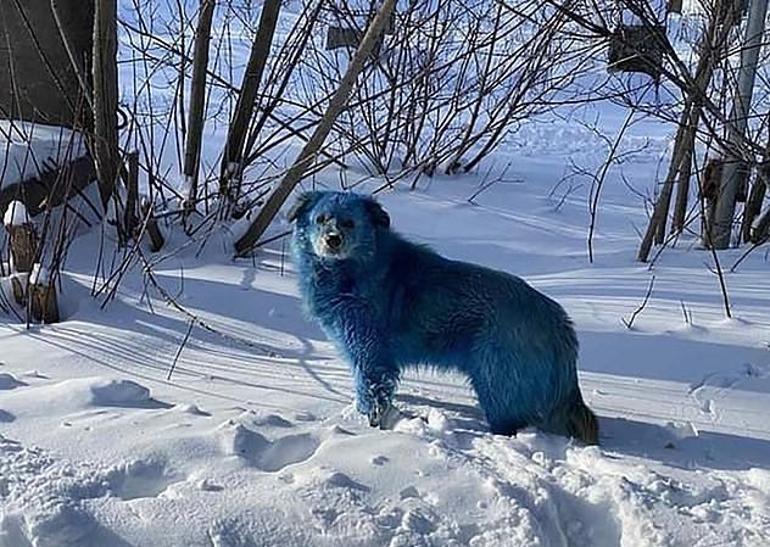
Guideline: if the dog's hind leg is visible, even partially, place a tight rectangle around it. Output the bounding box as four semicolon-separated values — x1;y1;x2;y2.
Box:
532;392;598;445
466;350;530;437
472;378;528;436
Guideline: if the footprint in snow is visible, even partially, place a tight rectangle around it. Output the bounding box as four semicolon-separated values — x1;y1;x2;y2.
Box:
107;459;185;500
0;372;25;390
222;422;321;472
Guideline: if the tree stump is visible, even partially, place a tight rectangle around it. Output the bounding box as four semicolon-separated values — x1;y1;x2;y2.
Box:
8;223;38;273
10;274;26;306
30;282;59;324
27;264;60;323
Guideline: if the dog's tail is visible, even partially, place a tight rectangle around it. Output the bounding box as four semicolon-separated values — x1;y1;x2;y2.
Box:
566;395;599;445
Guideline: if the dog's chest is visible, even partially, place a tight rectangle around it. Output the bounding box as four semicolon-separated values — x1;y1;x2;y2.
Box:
307;264;355;296
303;263;376;315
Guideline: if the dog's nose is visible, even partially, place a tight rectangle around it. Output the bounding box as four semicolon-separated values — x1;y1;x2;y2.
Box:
326;234;342;250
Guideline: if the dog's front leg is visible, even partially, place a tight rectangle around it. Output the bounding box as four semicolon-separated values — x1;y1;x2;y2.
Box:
339;313;398;428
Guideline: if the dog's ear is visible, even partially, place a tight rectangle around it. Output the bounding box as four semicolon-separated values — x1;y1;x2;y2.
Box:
364;198;390;229
287;192;321;223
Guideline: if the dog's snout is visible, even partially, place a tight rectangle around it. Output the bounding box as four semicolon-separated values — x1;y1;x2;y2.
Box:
326;233;342;250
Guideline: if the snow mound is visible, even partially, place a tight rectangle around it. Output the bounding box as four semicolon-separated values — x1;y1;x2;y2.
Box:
0;377;158;418
0;122;86;186
104;458;184;500
0;435;184;547
0;435;107;547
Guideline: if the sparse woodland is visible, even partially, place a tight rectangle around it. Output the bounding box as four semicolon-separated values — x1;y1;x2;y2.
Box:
0;0;769;322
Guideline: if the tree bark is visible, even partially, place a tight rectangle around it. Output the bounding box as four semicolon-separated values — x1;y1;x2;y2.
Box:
183;0;216;215
711;0;769;249
92;0;120;208
125;152;139;236
670;96;705;236
637;107;691;261
219;0;282;205
234;0;398;256
741;114;770;241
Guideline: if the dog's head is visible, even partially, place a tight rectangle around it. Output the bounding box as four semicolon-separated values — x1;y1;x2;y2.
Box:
289;191;390;262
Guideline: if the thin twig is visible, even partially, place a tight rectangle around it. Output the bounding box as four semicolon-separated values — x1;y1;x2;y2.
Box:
621;275;655;330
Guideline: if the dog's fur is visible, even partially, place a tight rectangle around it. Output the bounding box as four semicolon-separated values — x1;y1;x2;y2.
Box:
290;191;598;444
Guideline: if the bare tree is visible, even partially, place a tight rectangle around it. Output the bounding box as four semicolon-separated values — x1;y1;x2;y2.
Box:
234;0;399;256
219;0;282;210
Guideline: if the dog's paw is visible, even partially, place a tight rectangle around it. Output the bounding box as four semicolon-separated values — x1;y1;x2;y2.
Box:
367;399;388;428
368;401;405;430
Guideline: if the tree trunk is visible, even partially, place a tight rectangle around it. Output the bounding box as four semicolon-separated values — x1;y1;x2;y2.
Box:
711;0;769;249
92;0;120;209
234;0;398;256
670;106;700;235
125;152;139;236
741;115;770;241
219;0;282;205
637;4;731;261
183;0;216;215
637;109;691;261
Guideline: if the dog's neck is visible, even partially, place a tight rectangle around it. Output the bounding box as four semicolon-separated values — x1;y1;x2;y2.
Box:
294;235;392;307
307;254;382;292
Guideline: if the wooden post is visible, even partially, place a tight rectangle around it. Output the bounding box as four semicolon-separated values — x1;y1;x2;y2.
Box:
8;224;38;273
4;201;37;273
30;280;60;323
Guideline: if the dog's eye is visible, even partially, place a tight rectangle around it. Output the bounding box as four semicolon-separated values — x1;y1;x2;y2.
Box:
341;219;355;229
315;214;327;224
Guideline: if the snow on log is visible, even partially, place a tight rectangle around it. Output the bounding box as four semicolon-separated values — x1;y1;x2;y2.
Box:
3;200;29;227
4;202;38;274
29;263;59;324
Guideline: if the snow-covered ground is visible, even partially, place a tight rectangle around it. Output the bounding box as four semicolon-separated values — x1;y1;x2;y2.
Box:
2;106;770;546
2;1;770;541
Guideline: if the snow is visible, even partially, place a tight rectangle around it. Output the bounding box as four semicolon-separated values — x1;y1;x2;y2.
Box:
1;141;769;545
0;122;86;186
3;201;28;227
1;6;769;547
29;264;50;286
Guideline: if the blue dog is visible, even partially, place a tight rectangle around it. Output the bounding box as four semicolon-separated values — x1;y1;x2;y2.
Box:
290;191;598;444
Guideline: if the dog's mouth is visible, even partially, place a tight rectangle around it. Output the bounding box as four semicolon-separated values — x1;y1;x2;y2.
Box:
314;232;349;259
